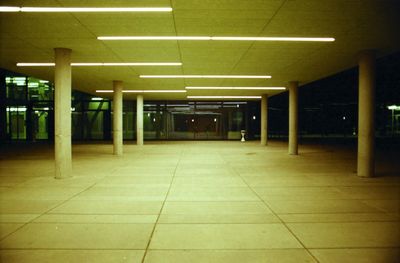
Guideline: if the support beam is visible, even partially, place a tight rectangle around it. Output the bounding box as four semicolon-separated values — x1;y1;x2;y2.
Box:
357;50;376;177
261;94;268;145
113;81;123;156
136;94;144;145
54;48;72;178
288;81;299;155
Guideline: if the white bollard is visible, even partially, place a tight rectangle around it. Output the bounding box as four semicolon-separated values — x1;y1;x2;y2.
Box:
241;130;246;142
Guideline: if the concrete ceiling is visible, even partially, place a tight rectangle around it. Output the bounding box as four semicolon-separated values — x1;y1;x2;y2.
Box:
1;0;399;100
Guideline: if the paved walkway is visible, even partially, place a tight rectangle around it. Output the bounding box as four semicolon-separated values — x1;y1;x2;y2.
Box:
0;141;399;262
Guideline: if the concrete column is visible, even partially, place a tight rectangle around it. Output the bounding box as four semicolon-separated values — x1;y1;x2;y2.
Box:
357;51;376;177
261;94;268;145
113;81;123;156
288;81;299;155
54;48;72;179
136;94;144;145
0;75;6;141
155;103;161;139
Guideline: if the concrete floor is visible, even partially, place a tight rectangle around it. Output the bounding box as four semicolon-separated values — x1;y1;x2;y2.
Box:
0;141;399;263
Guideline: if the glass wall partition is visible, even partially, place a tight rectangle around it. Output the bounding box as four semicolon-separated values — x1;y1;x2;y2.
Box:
31;104;52;140
6;106;27;140
139;101;251;140
71;99;111;140
122;101;135;140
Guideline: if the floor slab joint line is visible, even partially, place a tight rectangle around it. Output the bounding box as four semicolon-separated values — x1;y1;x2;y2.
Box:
140;148;184;263
0;180;99;242
219;150;321;263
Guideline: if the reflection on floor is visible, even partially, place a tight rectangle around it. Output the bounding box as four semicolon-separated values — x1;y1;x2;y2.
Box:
0;141;399;263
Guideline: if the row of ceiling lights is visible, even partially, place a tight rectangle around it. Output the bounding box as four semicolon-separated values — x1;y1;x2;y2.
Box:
3;5;334;98
95;89;275;99
95;89;262;100
96;86;285;92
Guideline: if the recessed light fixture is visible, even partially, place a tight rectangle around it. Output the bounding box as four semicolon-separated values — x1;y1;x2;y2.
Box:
185;87;285;90
140;75;271;79
124;90;187;93
16;63;55;67
388;105;400;110
96;90;186;93
17;62;181;67
187;96;262;99
98;36;335;42
96;90;114;93
0;6;172;12
99;36;211;41
212;37;335;42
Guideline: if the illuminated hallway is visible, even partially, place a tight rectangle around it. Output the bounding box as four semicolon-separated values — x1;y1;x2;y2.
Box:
1;1;400;262
0;141;399;262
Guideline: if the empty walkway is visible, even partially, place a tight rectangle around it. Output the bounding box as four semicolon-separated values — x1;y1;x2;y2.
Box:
0;141;399;262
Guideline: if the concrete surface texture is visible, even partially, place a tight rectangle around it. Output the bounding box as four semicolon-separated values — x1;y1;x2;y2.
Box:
0;141;399;262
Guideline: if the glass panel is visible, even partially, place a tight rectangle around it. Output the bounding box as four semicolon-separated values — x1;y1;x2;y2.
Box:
166;102;194;139
193;102;223;139
144;111;156;139
138;101;248;140
7;106;27;139
31;109;49;140
27;77;53;101
123;111;135;139
72;111;83;140
87;101;109;110
6;77;27;100
83;111;104;140
193;114;219;139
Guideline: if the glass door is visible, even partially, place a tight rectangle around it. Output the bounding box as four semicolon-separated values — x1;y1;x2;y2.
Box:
7;106;27;140
31;107;50;140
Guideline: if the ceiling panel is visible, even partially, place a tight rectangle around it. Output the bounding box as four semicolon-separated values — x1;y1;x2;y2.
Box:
75;13;175;35
0;13;93;38
0;0;399;100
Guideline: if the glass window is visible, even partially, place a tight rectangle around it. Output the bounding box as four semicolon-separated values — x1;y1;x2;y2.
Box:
27;77;53;101
6;77;27;100
6;106;27;139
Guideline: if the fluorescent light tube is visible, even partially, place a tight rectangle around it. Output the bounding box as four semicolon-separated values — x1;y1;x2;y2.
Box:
98;36;210;40
387;105;400;110
17;63;55;66
1;7;172;12
185;87;285;90
212;36;335;42
95;90;186;93
72;63;103;66
140;75;271;79
96;90;113;93
102;62;181;66
123;90;187;93
17;62;182;67
0;6;20;12
98;36;335;42
188;96;262;99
